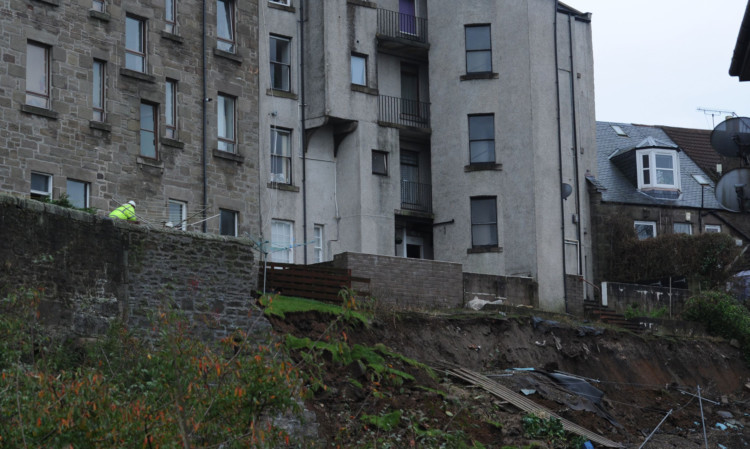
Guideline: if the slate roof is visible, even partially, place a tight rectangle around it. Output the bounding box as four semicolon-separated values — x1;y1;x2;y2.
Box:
594;122;723;209
659;125;744;182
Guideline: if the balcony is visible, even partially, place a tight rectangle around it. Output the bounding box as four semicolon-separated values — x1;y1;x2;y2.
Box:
376;9;429;58
378;95;430;130
401;180;432;214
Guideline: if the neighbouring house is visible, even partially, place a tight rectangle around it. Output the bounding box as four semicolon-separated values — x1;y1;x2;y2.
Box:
0;0;261;237
730;0;750;81
588;122;749;287
258;0;598;313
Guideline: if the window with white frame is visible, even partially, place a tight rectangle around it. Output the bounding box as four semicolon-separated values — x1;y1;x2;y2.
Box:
705;224;721;233
469;114;495;164
270;35;291;91
140;102;158;158
93;59;106;122
634;220;656;240
168;199;187;230
26;42;50;109
217;0;235;52
313;224;324;263
165;0;176;33
636;149;679;189
220;208;238;236
351;54;366;86
673;222;692;235
271;220;293;263
217;94;236;153
165;79;177;139
66;179;90;209
465;24;492;74
125;16;146;72
470;197;498;247
30;172;52;200
270;127;291;184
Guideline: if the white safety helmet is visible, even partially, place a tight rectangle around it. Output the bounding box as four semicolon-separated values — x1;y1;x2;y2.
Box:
128;200;136;207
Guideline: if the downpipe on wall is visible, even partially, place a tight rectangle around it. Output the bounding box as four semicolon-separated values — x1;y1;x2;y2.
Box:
554;0;569;313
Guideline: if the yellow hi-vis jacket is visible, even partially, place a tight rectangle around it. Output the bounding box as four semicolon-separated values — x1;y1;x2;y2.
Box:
109;204;137;221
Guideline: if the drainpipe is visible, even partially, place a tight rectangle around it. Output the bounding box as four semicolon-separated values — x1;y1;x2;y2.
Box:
201;0;208;232
300;0;308;264
568;14;583;277
554;1;569;312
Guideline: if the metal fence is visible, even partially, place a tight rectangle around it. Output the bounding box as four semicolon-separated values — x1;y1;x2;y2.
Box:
401;180;432;213
377;8;428;43
379;95;430;129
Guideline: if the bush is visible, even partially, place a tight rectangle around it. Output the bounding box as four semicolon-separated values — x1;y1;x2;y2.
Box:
684;291;750;361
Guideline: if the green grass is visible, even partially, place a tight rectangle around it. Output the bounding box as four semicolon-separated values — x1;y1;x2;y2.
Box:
259;294;371;325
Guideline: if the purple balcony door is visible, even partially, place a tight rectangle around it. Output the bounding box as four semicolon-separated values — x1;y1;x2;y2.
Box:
399;0;416;35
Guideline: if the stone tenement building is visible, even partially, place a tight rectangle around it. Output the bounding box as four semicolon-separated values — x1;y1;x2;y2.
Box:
0;0;260;237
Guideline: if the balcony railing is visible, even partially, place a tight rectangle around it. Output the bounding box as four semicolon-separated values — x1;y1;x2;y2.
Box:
379;95;430;129
377;9;428;44
401;180;432;213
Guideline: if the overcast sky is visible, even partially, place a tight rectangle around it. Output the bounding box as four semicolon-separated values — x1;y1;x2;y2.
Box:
568;0;750;130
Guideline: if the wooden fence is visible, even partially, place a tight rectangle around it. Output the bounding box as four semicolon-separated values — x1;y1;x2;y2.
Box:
258;262;370;302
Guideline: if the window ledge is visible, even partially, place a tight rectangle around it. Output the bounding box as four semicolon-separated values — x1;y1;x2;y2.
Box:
21;104;58;119
464;162;502;172
467;245;503;254
267;182;300;192
161;30;183;43
347;0;377;8
269;2;296;13
136;156;164;172
214;48;242;64
212;148;245;163
460;72;499;81
119;68;156;84
89;120;111;132
88;10;110;21
266;88;298;100
351;84;379;96
35;0;59;5
394;209;434;220
161;137;185;149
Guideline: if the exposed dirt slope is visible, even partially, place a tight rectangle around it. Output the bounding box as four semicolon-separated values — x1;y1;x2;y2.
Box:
271;310;750;448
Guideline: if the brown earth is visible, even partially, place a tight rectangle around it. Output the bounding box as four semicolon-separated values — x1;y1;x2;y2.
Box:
269;309;750;448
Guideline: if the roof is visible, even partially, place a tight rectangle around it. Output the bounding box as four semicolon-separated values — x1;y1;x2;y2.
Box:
730;1;750;80
660;125;744;181
594;122;723;209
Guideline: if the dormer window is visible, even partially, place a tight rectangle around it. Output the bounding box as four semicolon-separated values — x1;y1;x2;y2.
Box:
636;149;679;190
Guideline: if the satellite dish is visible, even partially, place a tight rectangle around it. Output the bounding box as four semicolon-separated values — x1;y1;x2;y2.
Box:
710;117;750;159
561;183;573;200
715;168;750;212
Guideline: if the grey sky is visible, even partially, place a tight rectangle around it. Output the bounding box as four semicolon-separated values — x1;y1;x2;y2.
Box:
568;0;750;130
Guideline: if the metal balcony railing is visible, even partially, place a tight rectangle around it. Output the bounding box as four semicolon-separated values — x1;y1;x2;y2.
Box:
377;9;428;44
400;180;432;213
379;95;430;129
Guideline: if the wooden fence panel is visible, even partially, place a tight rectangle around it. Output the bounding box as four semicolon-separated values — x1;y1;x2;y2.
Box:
258;262;370;302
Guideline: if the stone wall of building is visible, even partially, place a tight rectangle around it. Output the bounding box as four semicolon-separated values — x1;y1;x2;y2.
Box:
0;195;266;340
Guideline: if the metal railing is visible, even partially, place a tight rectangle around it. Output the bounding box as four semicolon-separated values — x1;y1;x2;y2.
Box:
400;180;432;213
379;95;430;129
377;8;428;43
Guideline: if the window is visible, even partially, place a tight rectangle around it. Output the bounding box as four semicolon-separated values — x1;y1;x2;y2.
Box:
217;94;236;153
673;222;692;235
470;197;498;247
140;102;158;159
217;0;235;53
125;16;146;72
705;224;721;233
611;125;628;137
165;79;177;139
165;0;176;33
270;35;291;91
220;208;238;236
30;172;52;200
634;221;656;240
465;25;491;74
269;0;290;5
372;150;388;175
66;179;90;209
469;114;495;164
351;54;366;86
313;225;324;263
399;0;416;34
400;63;420;116
92;0;104;12
168;199;187;230
93;60;105;122
270;127;291;184
26;42;50;109
271;220;293;263
637;149;679;189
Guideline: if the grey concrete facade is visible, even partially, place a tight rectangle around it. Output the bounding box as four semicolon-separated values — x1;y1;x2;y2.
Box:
0;0;260;237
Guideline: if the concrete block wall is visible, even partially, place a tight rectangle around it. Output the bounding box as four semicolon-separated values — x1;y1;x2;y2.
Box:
331;252;463;308
463;272;538;308
0;195;267;341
